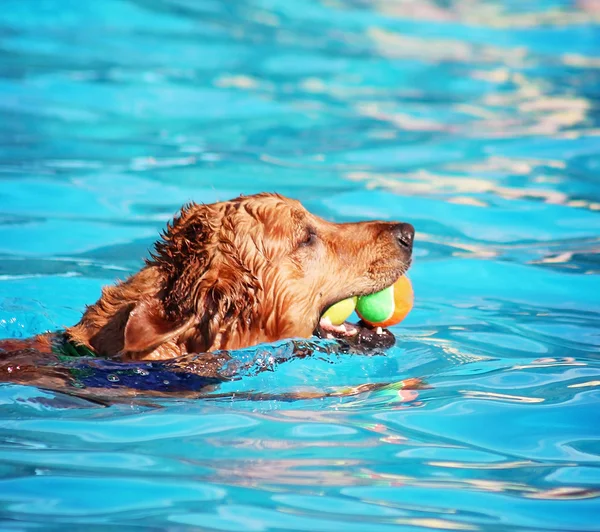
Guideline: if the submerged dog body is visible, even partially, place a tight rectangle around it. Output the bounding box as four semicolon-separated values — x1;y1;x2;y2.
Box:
4;193;414;364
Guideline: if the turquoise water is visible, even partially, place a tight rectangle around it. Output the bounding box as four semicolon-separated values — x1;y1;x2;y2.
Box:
1;0;600;529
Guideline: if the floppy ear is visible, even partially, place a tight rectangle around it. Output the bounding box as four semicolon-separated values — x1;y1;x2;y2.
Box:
123;296;196;354
139;200;261;352
128;202;218;354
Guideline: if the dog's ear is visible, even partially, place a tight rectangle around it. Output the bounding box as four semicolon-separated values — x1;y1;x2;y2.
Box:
123;202;217;354
123;297;196;354
132;200;261;353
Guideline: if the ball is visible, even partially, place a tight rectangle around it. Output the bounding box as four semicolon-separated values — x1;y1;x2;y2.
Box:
321;296;357;326
356;276;413;327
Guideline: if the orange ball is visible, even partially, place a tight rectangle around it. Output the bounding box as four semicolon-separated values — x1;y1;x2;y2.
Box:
356;276;414;327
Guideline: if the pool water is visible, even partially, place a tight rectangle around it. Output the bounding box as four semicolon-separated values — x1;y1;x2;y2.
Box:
1;0;600;529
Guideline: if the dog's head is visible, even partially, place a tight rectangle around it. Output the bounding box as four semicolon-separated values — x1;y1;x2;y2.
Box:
102;193;413;356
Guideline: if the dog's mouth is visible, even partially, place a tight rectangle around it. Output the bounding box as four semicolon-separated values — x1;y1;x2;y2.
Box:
314;316;396;350
313;299;397;350
313;261;412;351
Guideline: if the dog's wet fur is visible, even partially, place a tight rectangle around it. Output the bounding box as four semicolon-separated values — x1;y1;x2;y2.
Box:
0;193;418;400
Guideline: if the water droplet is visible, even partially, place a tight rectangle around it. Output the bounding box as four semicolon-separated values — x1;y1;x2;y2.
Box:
107;374;120;382
134;368;149;376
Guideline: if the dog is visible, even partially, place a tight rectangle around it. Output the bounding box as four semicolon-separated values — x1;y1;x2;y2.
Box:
0;193;415;398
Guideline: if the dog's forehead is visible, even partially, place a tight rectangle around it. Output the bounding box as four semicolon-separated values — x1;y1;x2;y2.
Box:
232;195;312;253
235;194;307;224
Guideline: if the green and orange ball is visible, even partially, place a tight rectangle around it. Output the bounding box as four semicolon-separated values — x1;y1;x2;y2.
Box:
322;276;414;327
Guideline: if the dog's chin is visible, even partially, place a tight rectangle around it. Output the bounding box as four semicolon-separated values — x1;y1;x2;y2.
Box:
314;318;396;350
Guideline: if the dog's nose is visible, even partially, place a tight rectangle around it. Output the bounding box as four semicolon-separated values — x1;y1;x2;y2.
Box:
392;223;415;251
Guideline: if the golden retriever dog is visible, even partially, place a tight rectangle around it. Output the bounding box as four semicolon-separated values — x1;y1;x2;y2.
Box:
0;193;415;397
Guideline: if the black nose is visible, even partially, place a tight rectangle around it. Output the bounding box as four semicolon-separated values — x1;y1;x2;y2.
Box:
393;223;414;251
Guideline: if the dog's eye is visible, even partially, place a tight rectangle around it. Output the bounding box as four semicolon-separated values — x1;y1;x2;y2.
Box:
299;227;318;247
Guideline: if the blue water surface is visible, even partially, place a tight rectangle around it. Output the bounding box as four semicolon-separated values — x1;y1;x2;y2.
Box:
1;0;600;530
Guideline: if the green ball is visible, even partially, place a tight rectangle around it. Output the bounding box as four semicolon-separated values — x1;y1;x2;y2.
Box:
356;285;395;324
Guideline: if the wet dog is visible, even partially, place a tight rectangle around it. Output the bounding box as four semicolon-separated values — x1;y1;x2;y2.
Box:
0;193;416;398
